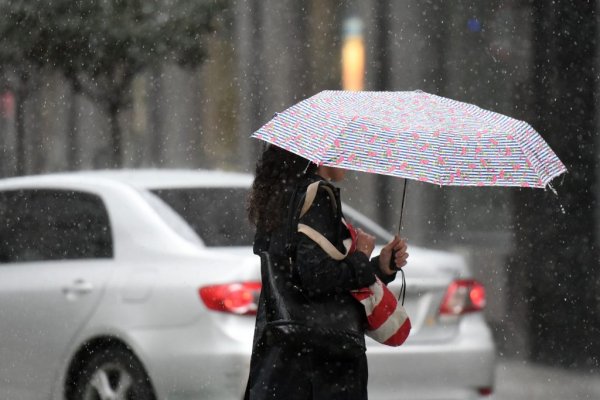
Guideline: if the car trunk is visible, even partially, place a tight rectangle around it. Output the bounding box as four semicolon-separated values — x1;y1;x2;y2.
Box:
373;245;468;346
214;245;469;346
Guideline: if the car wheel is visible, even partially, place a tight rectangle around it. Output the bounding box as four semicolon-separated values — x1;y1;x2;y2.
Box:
73;346;156;400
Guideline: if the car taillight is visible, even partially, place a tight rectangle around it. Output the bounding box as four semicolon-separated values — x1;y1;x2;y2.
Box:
199;282;261;315
478;387;493;396
439;279;486;316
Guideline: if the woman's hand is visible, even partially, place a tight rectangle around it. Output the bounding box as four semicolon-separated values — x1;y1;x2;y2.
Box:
379;235;409;275
356;228;376;258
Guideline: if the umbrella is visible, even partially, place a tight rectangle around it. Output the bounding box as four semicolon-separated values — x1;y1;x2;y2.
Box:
252;90;567;229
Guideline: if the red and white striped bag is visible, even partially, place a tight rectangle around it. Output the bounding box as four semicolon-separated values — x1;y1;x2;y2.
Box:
351;275;411;346
297;181;411;347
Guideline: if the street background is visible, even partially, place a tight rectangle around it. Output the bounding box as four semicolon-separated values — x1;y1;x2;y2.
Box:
1;0;599;390
495;357;600;400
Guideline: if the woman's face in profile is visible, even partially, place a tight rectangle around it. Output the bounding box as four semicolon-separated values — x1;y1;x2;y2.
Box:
318;166;346;182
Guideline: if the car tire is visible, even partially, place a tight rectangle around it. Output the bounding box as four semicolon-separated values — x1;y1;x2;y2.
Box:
72;346;156;400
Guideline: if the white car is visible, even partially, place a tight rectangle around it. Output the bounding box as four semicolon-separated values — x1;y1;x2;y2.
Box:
0;169;495;400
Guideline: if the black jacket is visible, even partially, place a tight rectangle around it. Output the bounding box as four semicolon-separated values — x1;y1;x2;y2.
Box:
245;174;396;400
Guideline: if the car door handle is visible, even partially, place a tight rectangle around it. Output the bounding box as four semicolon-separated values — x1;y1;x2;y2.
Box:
62;279;94;297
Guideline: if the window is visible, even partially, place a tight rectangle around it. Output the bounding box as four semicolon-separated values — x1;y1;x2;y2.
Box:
152;188;254;247
151;187;393;247
0;189;113;263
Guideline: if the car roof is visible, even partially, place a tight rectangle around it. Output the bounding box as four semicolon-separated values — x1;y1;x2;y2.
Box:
0;169;254;190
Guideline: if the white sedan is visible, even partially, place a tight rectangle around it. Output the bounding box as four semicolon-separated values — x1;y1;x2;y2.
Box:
0;169;495;400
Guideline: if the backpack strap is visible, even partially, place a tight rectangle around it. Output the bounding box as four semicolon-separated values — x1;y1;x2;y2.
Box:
297;181;349;261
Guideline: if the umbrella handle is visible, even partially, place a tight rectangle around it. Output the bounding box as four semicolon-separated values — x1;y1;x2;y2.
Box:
397;179;408;235
391;179;408;305
389;179;408;266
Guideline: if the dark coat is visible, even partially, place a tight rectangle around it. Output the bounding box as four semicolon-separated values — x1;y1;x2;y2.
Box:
244;175;396;400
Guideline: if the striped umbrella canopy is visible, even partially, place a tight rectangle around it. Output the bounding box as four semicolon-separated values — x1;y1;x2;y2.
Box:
252;90;567;189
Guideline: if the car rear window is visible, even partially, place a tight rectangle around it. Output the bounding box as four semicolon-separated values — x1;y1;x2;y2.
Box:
0;189;113;263
152;188;255;247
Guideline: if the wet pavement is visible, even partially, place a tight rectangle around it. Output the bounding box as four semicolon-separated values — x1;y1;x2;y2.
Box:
495;358;600;400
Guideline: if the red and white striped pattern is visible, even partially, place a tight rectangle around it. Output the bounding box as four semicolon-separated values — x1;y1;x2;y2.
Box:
352;276;411;346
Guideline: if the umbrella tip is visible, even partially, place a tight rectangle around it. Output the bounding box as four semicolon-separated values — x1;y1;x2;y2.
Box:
546;182;566;215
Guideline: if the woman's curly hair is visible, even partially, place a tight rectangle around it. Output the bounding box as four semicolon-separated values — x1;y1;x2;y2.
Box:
247;145;317;232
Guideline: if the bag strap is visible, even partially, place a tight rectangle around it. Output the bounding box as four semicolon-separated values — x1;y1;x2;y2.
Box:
284;185;302;259
299;181;338;219
298;224;348;260
297;181;349;261
285;181;324;260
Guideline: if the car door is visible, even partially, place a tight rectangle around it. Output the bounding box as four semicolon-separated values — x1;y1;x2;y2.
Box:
0;189;114;399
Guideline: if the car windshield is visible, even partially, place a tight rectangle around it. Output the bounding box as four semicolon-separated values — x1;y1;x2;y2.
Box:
151;187;391;247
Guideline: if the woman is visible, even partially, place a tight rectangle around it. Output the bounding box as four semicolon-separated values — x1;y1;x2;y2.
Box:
245;145;408;400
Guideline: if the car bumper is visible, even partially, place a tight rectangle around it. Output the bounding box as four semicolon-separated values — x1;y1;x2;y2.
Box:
366;314;496;400
130;313;495;400
129;314;255;400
